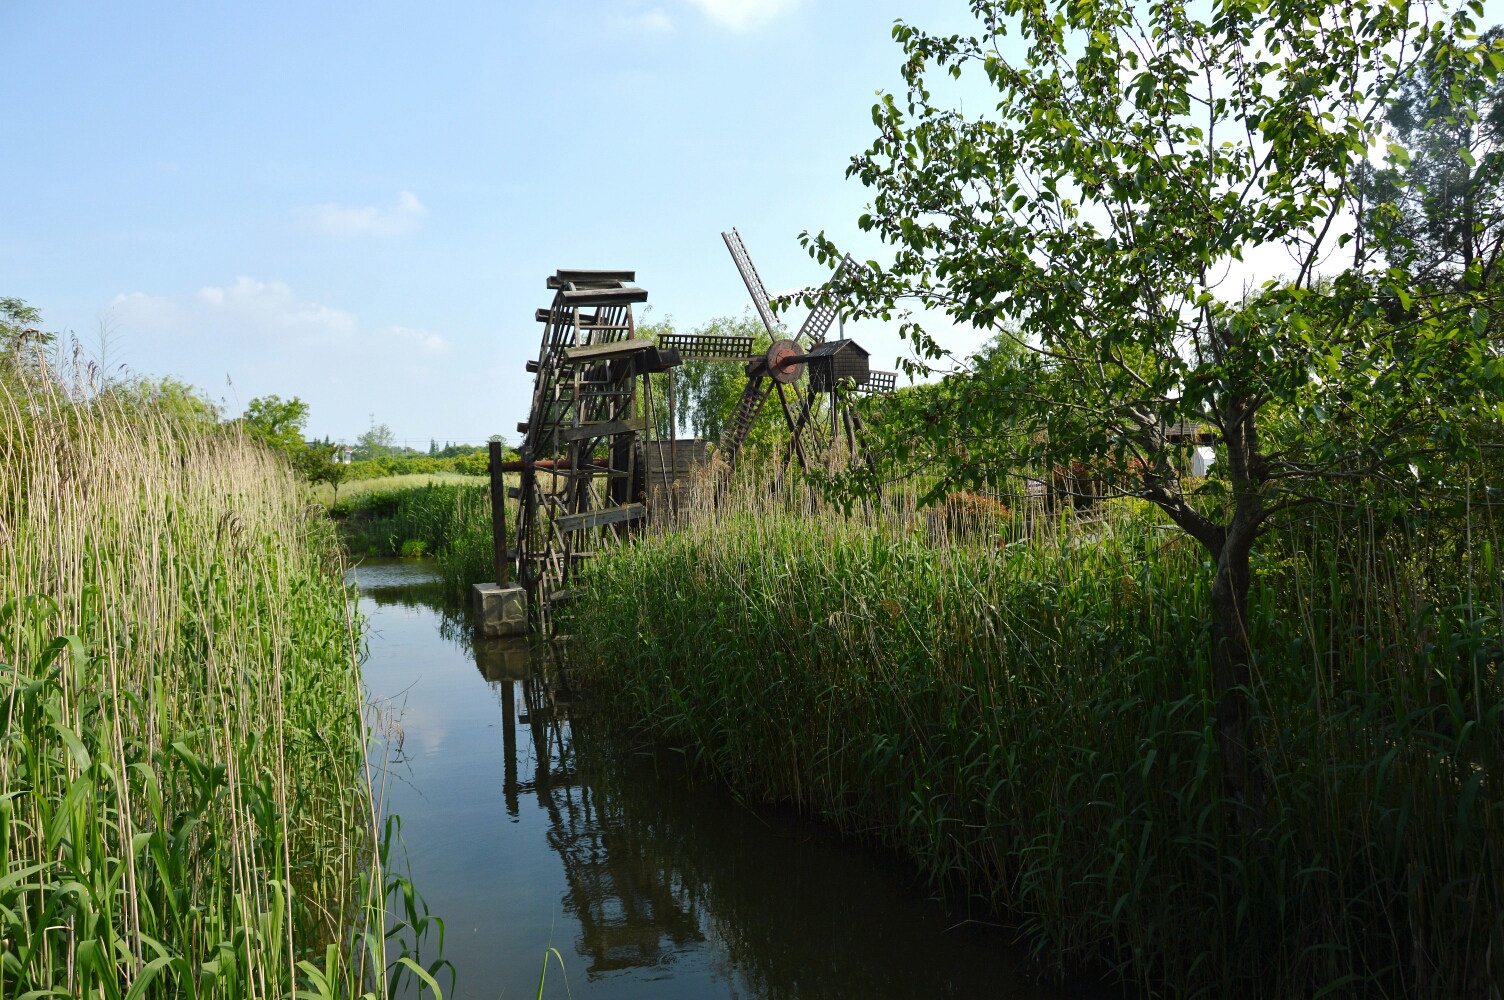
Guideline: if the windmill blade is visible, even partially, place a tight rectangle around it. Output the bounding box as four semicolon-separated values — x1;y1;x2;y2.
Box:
658;332;755;361
776;383;813;474
795;254;856;347
847;407;883;500
722;229;781;337
721;375;772;470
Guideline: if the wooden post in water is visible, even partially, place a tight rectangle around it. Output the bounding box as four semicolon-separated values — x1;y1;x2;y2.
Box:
489;440;510;587
502;680;519;818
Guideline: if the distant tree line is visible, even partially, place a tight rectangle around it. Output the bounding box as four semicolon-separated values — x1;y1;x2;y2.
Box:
239;400;511;499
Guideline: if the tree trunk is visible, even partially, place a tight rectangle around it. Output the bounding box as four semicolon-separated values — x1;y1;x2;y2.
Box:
1143;399;1268;814
1210;527;1262;816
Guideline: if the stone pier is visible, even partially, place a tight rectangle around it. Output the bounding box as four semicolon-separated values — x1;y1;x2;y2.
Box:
472;582;527;637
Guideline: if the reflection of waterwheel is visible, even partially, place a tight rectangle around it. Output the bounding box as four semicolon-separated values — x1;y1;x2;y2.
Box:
514;270;681;635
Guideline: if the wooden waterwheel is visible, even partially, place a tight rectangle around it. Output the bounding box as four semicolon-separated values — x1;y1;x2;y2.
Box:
513;269;682;634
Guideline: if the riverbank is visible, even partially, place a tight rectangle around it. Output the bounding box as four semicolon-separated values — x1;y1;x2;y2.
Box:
332;479;516;600
313;470;487;506
0;384;379;997
565;485;1504;997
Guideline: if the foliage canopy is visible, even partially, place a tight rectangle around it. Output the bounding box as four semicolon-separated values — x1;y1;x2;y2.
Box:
802;0;1504;805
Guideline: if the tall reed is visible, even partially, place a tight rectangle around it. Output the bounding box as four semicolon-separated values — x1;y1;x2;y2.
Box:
567;476;1503;998
0;381;403;998
336;483;481;559
333;480;515;605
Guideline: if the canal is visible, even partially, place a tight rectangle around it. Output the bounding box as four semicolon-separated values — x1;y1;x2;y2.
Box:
353;559;1109;999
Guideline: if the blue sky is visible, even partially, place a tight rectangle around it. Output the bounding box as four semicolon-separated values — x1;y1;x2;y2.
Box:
2;0;991;446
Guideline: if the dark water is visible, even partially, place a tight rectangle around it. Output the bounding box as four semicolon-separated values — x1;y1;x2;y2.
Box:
352;559;1109;1000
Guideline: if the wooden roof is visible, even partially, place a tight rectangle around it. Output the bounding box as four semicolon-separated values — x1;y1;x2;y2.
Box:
806;338;869;358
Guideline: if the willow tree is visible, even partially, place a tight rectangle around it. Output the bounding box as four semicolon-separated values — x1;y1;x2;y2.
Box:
803;0;1504;807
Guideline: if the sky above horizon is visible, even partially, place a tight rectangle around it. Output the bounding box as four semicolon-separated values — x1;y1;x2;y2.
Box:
2;0;996;446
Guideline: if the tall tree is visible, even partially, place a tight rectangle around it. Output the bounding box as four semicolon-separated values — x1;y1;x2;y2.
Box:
242;395;311;454
0;298;56;387
1359;26;1504;291
802;0;1504;807
355;418;395;460
296;442;351;502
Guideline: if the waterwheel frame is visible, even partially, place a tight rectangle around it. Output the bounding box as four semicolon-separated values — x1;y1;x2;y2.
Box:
514;270;679;635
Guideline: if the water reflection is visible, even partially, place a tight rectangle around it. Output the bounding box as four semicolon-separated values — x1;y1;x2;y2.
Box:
350;559;1103;999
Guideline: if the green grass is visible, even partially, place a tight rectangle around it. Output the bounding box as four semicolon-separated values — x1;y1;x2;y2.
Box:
331;479;517;602
312;472;487;506
0;381;445;999
566;483;1504;998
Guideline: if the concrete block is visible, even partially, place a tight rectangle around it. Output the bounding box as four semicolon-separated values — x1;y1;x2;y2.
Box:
473;582;527;637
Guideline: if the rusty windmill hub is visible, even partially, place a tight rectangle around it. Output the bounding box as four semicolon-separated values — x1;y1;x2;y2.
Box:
766;339;806;383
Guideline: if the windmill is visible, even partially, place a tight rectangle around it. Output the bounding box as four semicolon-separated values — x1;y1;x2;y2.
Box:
658;229;896;477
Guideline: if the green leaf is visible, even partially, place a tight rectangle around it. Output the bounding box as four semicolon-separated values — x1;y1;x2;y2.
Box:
124;955;177;1000
398;956;444;1000
53;723;92;772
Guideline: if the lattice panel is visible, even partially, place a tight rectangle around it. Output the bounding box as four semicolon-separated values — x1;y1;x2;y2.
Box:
796;255;854;346
659;334;754;360
722;377;772;458
861;371;897;394
722;229;779;335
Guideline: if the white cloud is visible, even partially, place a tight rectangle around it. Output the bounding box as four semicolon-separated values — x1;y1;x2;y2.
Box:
108;291;184;331
197;277;358;342
631;7;673;31
297;190;428;237
105;277;476;442
112;278;444;360
387;325;449;355
685;0;799;29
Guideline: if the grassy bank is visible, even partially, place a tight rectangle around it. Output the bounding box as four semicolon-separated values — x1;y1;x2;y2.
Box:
339;450;509;484
312;471;486;507
333;480;514;600
0;384;392;998
566;485;1503;997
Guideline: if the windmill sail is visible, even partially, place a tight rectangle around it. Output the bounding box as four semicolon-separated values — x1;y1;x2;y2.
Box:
722;229;780;336
721;375;773;469
717;232;868;478
795;255;855;346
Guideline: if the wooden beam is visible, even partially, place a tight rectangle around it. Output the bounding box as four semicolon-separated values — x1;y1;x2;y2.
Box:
556;504;645;534
537;308;601;324
556;268;634;283
559;416;645;442
488;441;510;587
563;338;655;363
559;286;648;307
494;458;573;473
